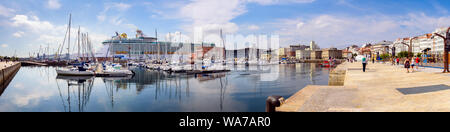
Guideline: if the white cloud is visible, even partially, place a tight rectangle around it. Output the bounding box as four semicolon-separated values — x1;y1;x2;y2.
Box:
175;0;315;39
9;14;108;55
1;44;8;48
165;32;192;43
13;31;25;38
0;5;15;17
47;0;61;9
247;25;260;30
112;3;132;11
96;2;137;36
246;0;315;5
270;13;450;48
110;16;125;25
11;15;60;33
97;15;106;22
126;24;138;31
179;0;246;34
296;22;304;29
97;2;132;22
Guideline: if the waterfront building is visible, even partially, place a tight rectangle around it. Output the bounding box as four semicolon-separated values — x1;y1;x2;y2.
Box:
308;41;320;50
417;34;433;54
389;27;448;60
371;40;392;58
432;27;447;57
296;50;311;60
290;45;310;51
346;45;360;55
278;48;289;59
322;48;343;59
391;38;409;55
311;50;322;60
359;44;372;57
225;48;268;61
288;45;309;60
342;49;353;59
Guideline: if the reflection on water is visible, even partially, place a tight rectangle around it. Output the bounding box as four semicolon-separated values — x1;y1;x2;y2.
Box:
0;63;330;112
55;76;95;112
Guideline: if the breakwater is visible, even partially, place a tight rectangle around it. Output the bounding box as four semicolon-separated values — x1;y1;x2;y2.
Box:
0;62;21;95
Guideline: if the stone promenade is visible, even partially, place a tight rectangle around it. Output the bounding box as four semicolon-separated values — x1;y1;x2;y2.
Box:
277;62;450;112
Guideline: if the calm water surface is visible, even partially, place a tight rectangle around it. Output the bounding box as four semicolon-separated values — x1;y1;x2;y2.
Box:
0;64;330;112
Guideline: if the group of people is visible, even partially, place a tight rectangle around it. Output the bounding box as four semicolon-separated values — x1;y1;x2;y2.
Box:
361;56;421;73
404;57;421;73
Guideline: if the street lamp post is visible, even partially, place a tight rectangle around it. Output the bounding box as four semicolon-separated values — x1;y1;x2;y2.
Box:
432;27;450;73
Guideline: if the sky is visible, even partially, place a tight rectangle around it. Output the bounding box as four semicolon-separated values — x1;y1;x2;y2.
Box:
0;0;450;57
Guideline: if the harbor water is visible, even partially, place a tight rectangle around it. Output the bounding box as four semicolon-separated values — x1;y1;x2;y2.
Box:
0;63;330;112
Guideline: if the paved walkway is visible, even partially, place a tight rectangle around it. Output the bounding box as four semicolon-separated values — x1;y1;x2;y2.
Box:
277;62;450;112
0;62;18;70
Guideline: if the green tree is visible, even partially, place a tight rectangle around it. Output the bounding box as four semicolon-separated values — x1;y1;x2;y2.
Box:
417;53;422;57
398;51;413;58
380;53;390;61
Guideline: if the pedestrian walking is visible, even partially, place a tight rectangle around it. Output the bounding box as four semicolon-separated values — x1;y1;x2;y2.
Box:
404;58;411;73
391;58;395;65
362;56;367;72
396;58;400;65
415;57;420;70
372;57;375;64
411;58;416;72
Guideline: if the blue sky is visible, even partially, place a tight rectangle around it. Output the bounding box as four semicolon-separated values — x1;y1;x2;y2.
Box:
0;0;449;57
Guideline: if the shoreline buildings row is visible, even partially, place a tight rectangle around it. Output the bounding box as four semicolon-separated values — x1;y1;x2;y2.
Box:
349;27;449;61
392;27;448;56
35;27;448;63
102;30;347;63
102;30;279;63
278;41;344;61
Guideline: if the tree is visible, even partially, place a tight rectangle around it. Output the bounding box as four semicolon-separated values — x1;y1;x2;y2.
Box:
380;53;390;61
398;51;413;58
417;53;422;58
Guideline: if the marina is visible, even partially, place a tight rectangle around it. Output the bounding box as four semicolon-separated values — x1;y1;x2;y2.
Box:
1;0;449;114
0;63;330;112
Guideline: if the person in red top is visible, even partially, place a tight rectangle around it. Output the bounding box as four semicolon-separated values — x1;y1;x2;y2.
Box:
396;58;400;65
415;57;420;70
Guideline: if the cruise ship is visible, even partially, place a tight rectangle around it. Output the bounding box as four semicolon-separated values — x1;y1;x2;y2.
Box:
101;30;217;62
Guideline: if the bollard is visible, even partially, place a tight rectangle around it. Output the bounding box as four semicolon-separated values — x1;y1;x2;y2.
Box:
266;95;285;112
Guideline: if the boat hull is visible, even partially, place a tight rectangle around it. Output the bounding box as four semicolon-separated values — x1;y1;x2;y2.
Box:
56;70;95;76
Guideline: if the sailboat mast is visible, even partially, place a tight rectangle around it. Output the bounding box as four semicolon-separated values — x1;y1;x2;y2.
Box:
156;29;160;61
77;26;80;60
220;29;226;64
68;13;71;60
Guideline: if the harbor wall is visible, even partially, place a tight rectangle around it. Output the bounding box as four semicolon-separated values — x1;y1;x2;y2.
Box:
0;62;21;95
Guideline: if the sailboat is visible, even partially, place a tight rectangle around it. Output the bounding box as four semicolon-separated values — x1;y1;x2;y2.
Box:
56;14;95;76
99;32;135;77
203;29;230;72
101;62;134;77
